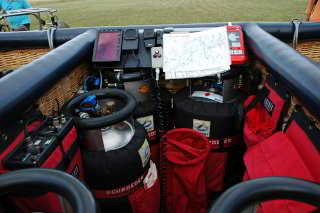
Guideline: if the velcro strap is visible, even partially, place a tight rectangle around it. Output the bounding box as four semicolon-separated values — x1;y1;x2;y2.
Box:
245;87;269;114
208;135;242;151
92;165;150;199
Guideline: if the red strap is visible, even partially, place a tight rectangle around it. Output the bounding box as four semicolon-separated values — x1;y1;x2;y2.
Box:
208;135;242;150
92;166;149;199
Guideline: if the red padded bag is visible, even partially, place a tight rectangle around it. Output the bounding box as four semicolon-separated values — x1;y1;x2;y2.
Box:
244;110;320;213
160;129;210;213
205;152;227;192
128;169;161;213
243;75;289;148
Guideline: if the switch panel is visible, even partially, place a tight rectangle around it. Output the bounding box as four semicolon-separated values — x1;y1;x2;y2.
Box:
151;47;163;68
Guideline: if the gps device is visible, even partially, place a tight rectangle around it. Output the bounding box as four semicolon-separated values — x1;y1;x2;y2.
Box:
92;29;123;62
227;25;248;65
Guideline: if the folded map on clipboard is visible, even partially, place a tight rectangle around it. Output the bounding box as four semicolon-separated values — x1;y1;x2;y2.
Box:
163;27;231;79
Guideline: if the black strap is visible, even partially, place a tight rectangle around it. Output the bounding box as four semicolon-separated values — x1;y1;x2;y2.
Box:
244;87;269;114
56;139;80;171
286;110;320;151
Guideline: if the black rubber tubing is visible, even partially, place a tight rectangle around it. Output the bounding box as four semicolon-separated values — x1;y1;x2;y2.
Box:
66;89;137;130
209;177;320;213
103;71;147;83
0;169;96;213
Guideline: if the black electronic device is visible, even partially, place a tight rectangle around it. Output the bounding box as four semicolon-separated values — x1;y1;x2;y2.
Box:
122;29;139;52
4;116;73;169
156;30;163;46
143;29;155;48
92;29;123;63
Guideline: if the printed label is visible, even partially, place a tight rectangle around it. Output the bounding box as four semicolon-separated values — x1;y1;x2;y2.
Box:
137;115;154;132
193;119;211;137
263;97;274;115
102;174;144;197
143;160;157;190
148;130;157;141
192;91;223;103
138;139;151;167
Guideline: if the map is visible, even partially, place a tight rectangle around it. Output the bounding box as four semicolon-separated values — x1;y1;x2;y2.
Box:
163;27;231;79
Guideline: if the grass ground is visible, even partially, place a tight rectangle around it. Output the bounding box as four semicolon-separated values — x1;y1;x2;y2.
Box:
29;0;308;29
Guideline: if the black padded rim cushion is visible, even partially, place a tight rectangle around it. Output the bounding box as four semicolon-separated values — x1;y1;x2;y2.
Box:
83;121;150;190
173;87;241;139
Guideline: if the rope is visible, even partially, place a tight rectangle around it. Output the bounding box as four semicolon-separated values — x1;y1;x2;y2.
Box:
292;19;301;50
47;28;56;50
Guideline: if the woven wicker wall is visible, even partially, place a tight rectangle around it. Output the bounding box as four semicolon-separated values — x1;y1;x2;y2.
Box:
37;63;89;115
296;40;320;64
0;49;90;116
0;49;49;71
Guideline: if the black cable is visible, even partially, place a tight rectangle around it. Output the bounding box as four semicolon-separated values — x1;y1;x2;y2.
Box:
132;50;141;67
121;53;129;68
24;115;43;138
55;98;60;116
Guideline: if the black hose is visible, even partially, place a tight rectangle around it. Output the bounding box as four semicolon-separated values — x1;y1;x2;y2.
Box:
122;72;146;82
0;169;96;213
103;71;148;83
209;177;320;213
66;89;137;130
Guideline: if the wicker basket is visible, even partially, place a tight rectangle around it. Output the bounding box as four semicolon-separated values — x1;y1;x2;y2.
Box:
37;63;89;116
287;96;320;129
296;40;320;64
0;49;49;71
0;48;90;116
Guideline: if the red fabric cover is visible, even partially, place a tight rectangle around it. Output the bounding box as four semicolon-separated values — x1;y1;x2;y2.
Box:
244;103;272;148
150;143;160;168
244;95;255;108
285;121;320;181
243;84;285;148
205;152;227;192
243;170;249;182
128;176;161;213
2;127;83;213
161;128;210;213
244;132;317;213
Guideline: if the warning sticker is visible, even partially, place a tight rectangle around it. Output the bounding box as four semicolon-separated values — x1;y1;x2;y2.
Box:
138;139;151;167
143;160;157;189
137;115;154;132
192;91;223;103
193;119;211;137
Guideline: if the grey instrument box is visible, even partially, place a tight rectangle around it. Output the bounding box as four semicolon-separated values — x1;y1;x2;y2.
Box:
151;47;163;68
